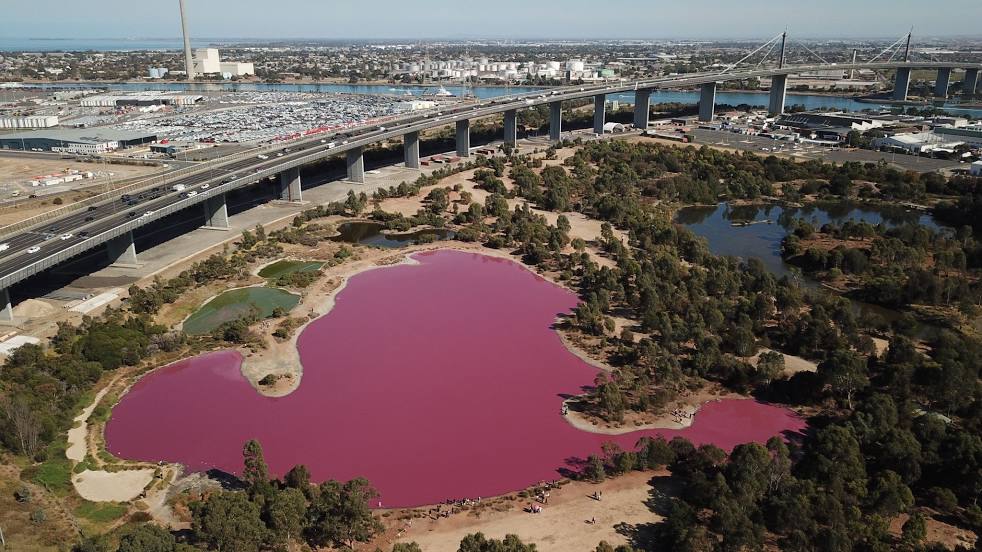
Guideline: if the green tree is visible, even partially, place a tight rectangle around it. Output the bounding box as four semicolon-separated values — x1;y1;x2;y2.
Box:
116;524;177;552
265;487;307;545
458;533;537;552
304;478;383;549
242;439;272;500
192;491;266;552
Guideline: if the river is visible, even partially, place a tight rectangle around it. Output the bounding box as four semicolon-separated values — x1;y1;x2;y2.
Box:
18;80;982;116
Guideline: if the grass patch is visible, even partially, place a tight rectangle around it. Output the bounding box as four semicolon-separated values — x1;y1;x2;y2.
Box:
258;259;323;280
182;287;300;335
75;500;128;523
24;441;73;496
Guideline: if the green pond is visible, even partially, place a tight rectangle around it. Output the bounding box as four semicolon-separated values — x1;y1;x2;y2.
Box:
183;287;300;335
258;260;324;280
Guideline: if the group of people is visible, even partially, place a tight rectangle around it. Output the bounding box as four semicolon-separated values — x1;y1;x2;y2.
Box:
670;408;693;424
527;503;543;514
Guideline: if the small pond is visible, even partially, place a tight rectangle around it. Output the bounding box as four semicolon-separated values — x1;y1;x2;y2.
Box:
333;221;454;248
182;287;300;335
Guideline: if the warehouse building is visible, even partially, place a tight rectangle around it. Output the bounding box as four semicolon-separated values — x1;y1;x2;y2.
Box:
871;132;964;154
0;115;59;129
934;126;982;147
0;128;158;153
80;92;203;107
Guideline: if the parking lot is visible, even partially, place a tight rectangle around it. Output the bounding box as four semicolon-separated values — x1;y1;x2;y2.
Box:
686;128;963;173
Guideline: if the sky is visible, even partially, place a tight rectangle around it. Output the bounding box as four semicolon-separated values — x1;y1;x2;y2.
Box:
2;0;980;40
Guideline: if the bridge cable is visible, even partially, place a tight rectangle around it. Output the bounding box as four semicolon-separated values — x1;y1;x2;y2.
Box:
719;32;785;74
867;33;909;64
754;40;782;70
789;39;831;66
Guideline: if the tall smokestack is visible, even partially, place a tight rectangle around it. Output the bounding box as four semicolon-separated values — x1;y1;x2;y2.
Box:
179;0;195;80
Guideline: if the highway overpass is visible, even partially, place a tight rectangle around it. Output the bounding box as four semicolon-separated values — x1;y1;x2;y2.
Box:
0;59;979;320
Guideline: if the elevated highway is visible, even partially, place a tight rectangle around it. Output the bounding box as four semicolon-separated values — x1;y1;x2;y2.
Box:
0;59;979;319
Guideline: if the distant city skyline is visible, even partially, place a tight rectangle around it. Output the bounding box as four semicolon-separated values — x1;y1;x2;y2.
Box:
2;0;981;41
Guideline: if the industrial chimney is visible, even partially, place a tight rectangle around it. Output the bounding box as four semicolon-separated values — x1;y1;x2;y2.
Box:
179;0;195;80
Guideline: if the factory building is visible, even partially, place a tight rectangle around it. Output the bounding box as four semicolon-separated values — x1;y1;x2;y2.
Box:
0;128;158;153
0;115;59;129
192;48;255;77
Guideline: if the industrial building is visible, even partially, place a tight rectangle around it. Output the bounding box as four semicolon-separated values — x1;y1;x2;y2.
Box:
871;132;964;154
192;48;255;78
934;126;982;147
148;66;169;79
80;92;203;107
777;112;885;131
0;128;158;153
0;115;59;129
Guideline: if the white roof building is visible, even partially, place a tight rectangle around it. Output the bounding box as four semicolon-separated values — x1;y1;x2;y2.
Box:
871;132;964;154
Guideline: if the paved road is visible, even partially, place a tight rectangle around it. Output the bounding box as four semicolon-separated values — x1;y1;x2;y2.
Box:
1;59;978;289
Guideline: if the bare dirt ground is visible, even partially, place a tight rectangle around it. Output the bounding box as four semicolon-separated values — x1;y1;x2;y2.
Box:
384;470;665;552
0;156;164;226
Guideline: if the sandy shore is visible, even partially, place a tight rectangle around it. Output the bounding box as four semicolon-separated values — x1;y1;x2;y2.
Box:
73;469;154;502
386;470;665;552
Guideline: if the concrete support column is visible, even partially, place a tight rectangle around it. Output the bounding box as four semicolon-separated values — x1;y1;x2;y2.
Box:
0;287;12;322
278;167;302;202
593;94;606;135
202;193;230;229
503;109;517;147
633;89;651;129
549;101;562;142
346;147;365;183
768;74;788;116
403;131;420;169
893;67;912;101
456;119;470;157
106;231;138;267
964;69;979;96
698;82;717;122
935;68;952;98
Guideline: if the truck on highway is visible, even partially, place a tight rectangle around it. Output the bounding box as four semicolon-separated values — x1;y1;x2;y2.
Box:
172;184;186;192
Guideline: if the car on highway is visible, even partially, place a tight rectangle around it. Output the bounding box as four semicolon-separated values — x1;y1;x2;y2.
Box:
84;215;95;222
142;211;154;218
59;233;73;241
127;211;137;218
26;246;41;254
200;183;210;190
87;205;98;211
0;243;8;252
78;231;89;238
185;191;198;198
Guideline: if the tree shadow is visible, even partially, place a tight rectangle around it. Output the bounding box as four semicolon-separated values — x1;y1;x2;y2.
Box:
614;520;660;550
644;474;676;516
556;455;588;479
205;468;246;491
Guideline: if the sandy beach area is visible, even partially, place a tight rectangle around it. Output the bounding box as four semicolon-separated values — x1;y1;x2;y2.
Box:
384;470;665;552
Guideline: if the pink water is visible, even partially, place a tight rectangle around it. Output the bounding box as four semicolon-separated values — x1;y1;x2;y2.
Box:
106;250;805;507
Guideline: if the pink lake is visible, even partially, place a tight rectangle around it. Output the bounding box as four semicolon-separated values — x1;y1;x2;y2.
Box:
106;250;805;507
